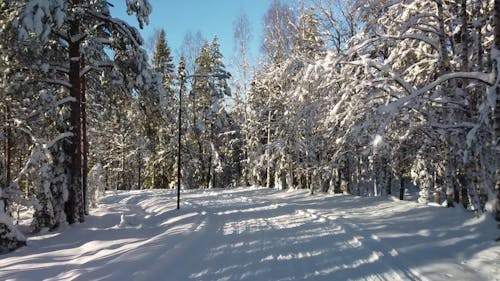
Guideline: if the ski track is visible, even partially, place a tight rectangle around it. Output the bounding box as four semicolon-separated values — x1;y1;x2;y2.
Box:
1;188;498;281
302;208;424;281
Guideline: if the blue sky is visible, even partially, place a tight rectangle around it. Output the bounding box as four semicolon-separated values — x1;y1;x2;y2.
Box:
110;0;275;66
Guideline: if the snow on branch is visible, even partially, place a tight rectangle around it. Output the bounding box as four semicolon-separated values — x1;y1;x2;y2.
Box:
55;96;77;107
42;78;72;89
85;11;142;49
382;34;440;51
354;55;495;114
15;0;67;42
384;71;496;113
125;0;152;29
430;122;477;129
42;132;73;149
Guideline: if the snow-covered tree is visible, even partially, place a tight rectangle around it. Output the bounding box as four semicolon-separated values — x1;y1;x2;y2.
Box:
186;37;233;188
142;29;177;189
13;0;155;224
261;0;298;64
244;0;499;220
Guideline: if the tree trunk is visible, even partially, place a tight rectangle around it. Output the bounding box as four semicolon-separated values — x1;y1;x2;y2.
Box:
457;172;469;208
2;107;10;213
399;176;404;200
266;110;272;188
177;73;183;208
460;0;469;73
445;141;455;207
494;0;500;221
342;160;352;195
495;0;500;142
207;148;212;189
121;146;125;190
64;0;84;224
334;168;342;194
475;0;483;72
81;55;88;215
436;0;450;75
386;169;392;196
137;150;142;190
434;170;441;205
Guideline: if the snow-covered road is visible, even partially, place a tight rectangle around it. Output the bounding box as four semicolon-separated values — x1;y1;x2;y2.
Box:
1;188;499;281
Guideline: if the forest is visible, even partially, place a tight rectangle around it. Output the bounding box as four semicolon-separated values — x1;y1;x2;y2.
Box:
0;0;499;255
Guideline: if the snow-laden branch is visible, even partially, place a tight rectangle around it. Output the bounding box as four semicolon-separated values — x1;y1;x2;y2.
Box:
384;71;496;113
354;56;495;114
45;63;69;74
8;131;73;199
70;33;86;44
359;56;417;94
55;96;77;106
382;34;440;51
42;132;73;149
85;11;142;49
79;62;114;77
43;78;72;88
400;12;441;33
430;122;476;129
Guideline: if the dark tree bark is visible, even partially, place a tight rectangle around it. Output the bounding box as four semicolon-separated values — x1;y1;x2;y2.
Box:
334;168;342;194
64;0;84;224
2;107;11;212
495;0;500;141
81;54;88;215
460;0;469;72
494;0;500;221
386;168;392;196
436;0;450;75
399;176;405;200
137;150;142;190
3;107;10;185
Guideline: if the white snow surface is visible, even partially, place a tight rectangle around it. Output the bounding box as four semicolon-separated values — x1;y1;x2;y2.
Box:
1;187;499;281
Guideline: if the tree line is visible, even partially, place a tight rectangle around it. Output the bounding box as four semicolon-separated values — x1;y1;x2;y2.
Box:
241;0;499;219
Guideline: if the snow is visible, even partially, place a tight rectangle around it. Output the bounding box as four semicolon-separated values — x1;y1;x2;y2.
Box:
372;134;385;148
1;187;499;281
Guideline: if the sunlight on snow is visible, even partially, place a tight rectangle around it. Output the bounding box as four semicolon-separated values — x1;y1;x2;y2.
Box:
222;211;310;235
1;188;499;281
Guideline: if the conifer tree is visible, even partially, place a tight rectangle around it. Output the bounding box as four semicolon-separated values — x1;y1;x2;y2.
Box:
186;37;232;188
142;29;176;189
12;0;155;225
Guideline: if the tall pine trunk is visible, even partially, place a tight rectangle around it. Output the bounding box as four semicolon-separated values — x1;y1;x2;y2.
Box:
494;0;500;220
399;176;405;200
495;1;500;141
81;55;88;215
2;106;10;212
65;0;84;224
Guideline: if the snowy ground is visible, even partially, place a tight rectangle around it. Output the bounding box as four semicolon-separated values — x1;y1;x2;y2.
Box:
1;187;499;281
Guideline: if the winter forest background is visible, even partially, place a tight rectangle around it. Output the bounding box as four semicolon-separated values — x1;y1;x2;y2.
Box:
1;0;500;254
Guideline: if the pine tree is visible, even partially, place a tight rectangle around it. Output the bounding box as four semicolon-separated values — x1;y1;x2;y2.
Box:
152;30;176;85
12;0;155;226
493;0;500;220
186;37;232;188
144;29;176;189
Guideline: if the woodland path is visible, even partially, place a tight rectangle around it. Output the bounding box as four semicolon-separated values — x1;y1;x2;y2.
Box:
1;188;498;281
